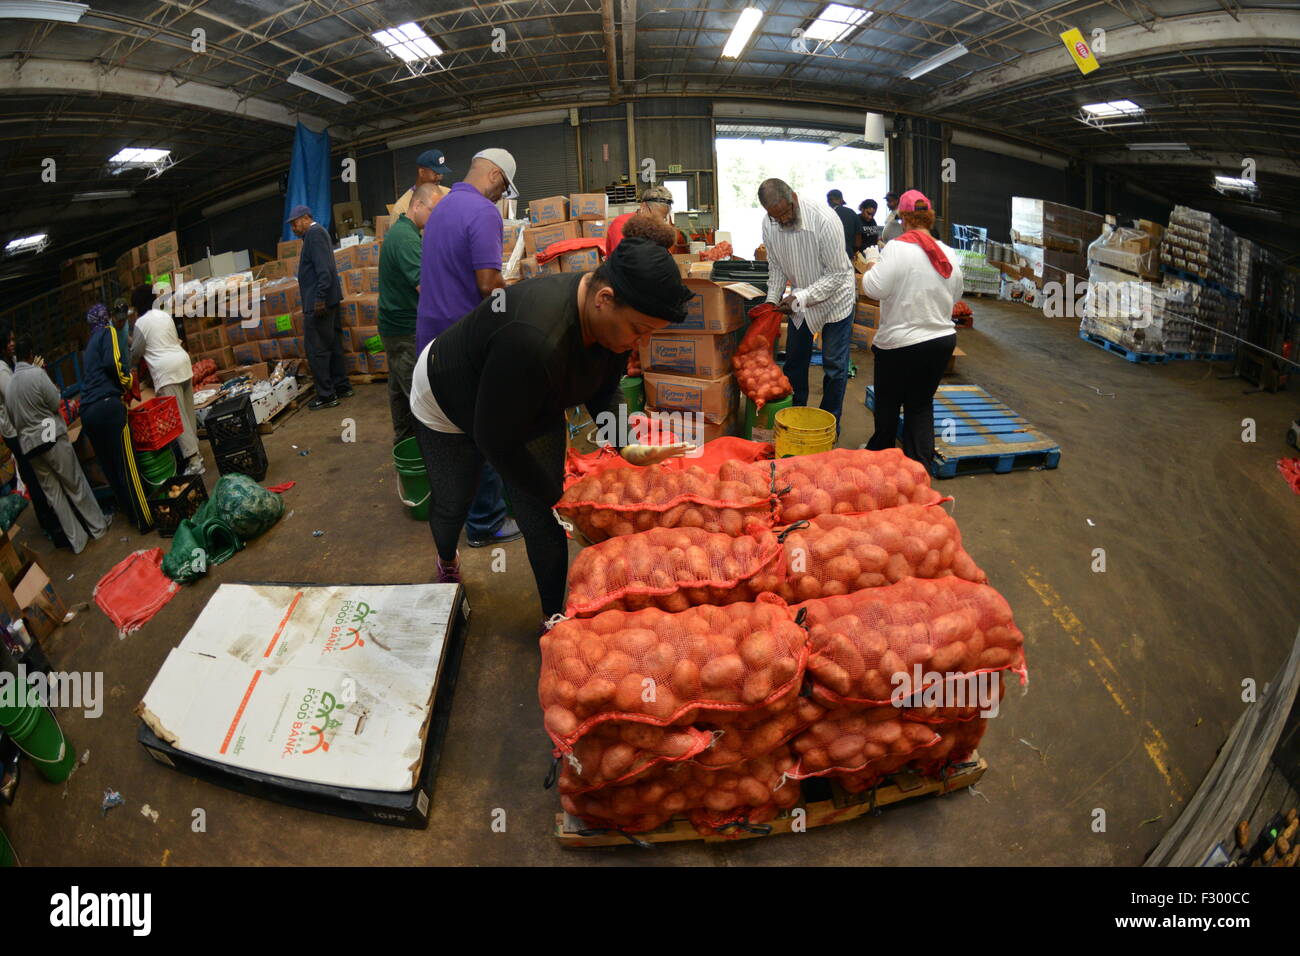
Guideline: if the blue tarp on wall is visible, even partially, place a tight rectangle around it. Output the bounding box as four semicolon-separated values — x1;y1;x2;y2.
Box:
281;122;332;241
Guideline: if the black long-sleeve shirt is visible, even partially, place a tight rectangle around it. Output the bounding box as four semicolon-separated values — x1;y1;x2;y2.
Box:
296;222;342;313
427;272;624;506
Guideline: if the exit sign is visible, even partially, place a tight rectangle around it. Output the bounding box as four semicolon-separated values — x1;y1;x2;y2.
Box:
668;164;683;174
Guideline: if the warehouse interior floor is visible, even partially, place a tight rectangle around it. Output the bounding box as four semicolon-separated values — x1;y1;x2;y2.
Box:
5;298;1298;866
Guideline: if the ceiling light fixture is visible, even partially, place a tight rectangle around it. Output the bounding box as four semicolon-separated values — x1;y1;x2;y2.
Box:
1214;174;1259;196
108;148;170;167
4;233;48;255
1127;142;1188;151
0;1;87;23
286;71;355;105
804;4;871;45
73;189;134;201
904;43;968;80
722;7;763;60
1082;99;1144;118
373;21;443;62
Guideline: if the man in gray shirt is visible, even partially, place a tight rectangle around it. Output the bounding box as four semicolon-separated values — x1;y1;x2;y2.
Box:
5;336;107;553
0;329;66;545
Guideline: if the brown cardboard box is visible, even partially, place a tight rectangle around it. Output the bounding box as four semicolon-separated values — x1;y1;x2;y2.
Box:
639;328;741;379
673;278;747;334
6;544;70;643
502;221;524;256
342;266;379;296
0;525;23;586
232;342;260;366
523;221;581;258
182;315;203;340
148;254;180;281
262;314;295;339
354;239;382;267
854;298;880;329
354;326;381;354
259;278;300;316
255;259;287;281
277;239;303;259
671;253;695;278
374;216;392;242
643;407;737;444
850;324;875;350
340;293;378;327
216;362;269;383
568;193;608;221
258;340;281;362
334;246;360;271
279;336;304;358
340;328;354;353
146;231;180;261
280;255;300;278
518;257;558;280
224;323;246;346
642;371;738;424
557;248;601;273
581;220;608;240
528;195;569;226
343;352;369;375
367;352;388;374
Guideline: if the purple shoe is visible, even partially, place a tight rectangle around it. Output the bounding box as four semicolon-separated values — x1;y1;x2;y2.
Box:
436;553;462;584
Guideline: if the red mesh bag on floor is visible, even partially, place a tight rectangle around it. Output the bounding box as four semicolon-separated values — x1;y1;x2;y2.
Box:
555;463;776;542
539;596;809;751
776;504;985;603
837;717;989;793
564;525;786;617
775;448;940;522
797;576;1027;708
692;682;825;769
788;706;940;779
563;438;774;490
557;721;713;794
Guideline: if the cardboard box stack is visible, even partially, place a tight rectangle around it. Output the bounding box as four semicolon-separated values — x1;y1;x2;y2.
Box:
515;193;610;280
1008;198;1106;289
851;294;879;350
1154;206;1246;356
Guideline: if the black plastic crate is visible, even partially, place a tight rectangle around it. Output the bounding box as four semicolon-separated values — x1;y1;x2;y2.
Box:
215;438;268;482
147;473;209;537
205;393;258;446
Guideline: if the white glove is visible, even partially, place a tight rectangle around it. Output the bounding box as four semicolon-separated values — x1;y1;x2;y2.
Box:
620;443;695;466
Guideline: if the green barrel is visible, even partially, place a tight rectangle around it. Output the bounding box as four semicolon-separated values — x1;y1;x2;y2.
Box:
620;375;645;414
0;689;77;784
744;394;793;442
392;437;431;521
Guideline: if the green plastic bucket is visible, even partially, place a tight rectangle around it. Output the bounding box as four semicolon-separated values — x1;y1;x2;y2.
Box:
744;394;793;443
620;375;645;414
0;692;77;784
136;447;177;489
393;437;430;521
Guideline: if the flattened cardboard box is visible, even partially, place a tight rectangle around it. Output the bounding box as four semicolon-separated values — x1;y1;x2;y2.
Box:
138;583;457;791
642;371;737;424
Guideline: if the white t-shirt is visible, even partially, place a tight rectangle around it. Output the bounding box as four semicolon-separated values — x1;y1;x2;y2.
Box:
409;341;463;434
860;237;964;350
131;309;193;388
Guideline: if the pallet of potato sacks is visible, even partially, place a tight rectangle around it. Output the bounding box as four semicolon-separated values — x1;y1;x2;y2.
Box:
554;753;987;847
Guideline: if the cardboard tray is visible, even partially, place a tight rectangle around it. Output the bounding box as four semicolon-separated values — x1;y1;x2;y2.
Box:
137;582;470;829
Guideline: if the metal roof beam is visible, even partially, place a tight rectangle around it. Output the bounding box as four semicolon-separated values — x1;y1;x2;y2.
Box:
1087;150;1300;178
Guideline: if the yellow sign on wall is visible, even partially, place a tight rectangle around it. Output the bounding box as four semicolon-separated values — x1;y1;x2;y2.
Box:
1060;28;1099;75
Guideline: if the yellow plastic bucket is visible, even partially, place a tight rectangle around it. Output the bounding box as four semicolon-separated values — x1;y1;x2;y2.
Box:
773;406;837;458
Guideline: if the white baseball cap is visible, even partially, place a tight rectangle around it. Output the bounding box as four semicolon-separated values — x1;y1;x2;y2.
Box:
473;148;518;200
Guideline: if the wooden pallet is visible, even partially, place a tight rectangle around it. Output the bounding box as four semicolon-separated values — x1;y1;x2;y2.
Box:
1078;330;1169;364
347;373;388;384
554;755;987;847
866;384;1061;479
257;385;314;434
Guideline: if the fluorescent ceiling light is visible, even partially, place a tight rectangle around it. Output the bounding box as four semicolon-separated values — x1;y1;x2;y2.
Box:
722;7;763;59
0;1;87;23
1082;99;1143;118
904;43;969;80
109;148;170;167
286;71;354;105
1127;142;1188;151
5;233;47;253
1214;174;1258;194
804;4;871;44
373;21;442;62
73;189;133;201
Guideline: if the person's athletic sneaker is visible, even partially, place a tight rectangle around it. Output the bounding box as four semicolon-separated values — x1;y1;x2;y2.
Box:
338;385;355;399
467;517;522;548
436;552;462;584
309;395;339;410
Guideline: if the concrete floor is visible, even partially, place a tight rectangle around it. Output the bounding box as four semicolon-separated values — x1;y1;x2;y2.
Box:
4;299;1299;866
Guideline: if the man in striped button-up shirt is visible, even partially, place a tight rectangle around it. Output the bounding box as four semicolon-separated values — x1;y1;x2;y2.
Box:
758;178;856;436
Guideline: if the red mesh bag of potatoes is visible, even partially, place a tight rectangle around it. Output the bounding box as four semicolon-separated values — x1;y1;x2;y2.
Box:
775;448;940;521
776;504;985;603
692;682;825;769
539;595;809;751
733;304;793;411
557;721;713;794
564;525;786;617
559;747;800;835
788;706;940;779
555;462;775;542
797;576;1027;708
837;717;989;793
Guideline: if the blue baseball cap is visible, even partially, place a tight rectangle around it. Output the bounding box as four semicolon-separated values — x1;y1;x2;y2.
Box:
285;204;312;223
416;149;452;174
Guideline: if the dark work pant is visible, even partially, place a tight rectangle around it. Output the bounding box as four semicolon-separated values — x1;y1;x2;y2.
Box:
867;334;956;466
80;396;154;533
380;332;417;445
414;421;568;618
783;312;854;436
4;432;65;543
305;303;349;399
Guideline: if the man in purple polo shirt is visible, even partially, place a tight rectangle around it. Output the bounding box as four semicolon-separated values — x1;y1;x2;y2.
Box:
414;147;522;547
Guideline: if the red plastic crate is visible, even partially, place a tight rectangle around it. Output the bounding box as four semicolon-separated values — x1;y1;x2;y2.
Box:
128;395;183;451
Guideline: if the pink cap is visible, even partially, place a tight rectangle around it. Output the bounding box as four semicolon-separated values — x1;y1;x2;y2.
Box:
898;189;932;212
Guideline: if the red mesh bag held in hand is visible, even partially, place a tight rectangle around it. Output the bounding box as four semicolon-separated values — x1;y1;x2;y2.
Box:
733;303;793;411
776;504;986;602
796;576;1027;708
555;463;776;542
539;595;809;751
564;525;786;617
788;706;940;780
775;448;941;522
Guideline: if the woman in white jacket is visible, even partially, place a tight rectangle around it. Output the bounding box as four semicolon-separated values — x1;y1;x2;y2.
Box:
128;285;203;475
859;190;964;466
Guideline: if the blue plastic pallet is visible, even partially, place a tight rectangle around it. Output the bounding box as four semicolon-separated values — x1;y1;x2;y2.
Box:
1164;351;1236;362
865;384;1061;479
1078;330;1169;364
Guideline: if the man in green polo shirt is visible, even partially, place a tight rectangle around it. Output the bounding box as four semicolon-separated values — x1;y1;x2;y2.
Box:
378;181;436;444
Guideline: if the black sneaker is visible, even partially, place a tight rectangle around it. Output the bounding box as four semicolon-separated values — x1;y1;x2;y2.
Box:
338;385;355;398
467;518;523;548
309;396;340;410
